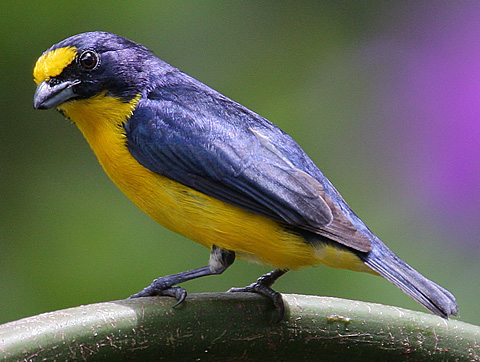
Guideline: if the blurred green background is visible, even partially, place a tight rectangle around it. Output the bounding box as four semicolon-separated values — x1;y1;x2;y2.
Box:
1;2;479;325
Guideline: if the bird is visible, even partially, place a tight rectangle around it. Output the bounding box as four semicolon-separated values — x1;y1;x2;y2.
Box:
33;31;457;320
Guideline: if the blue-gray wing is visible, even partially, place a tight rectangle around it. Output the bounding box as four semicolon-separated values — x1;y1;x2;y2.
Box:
125;80;371;252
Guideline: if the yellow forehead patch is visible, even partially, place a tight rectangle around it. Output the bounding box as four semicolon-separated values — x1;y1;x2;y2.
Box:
33;46;77;85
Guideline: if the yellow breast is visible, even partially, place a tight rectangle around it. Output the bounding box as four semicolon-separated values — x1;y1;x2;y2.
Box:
58;94;371;273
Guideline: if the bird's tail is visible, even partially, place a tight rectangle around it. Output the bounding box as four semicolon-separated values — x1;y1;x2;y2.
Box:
358;239;458;318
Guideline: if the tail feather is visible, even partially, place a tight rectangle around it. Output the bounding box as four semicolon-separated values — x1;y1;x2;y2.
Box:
359;241;458;318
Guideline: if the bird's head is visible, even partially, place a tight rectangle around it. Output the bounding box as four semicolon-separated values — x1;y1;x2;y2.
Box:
33;31;159;111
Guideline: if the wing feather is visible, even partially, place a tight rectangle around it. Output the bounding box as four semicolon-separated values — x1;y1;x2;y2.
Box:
125;79;372;252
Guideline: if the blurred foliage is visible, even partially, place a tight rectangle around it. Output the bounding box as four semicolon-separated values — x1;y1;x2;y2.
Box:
1;2;478;326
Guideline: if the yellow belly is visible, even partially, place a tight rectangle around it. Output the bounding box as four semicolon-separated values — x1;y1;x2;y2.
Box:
58;94;372;273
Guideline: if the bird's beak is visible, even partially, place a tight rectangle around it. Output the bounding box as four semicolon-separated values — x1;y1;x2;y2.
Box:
33;80;79;109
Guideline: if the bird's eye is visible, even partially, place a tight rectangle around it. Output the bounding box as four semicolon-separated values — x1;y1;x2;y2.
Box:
78;50;99;70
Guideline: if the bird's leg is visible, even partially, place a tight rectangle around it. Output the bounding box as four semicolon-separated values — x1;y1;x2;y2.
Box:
129;245;235;307
228;269;287;321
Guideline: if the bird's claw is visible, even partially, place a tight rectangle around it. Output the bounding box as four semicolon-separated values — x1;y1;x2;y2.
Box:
228;282;285;322
129;280;187;307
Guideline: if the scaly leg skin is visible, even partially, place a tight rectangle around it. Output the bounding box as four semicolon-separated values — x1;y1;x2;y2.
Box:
129;245;235;307
228;269;287;322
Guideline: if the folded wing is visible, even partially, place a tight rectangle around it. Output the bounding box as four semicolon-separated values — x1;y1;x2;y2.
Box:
125;79;371;252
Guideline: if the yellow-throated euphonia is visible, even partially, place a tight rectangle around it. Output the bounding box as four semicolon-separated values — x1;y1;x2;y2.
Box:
33;31;457;319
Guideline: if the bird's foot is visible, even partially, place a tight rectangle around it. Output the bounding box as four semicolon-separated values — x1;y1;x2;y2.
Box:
129;278;187;308
228;270;285;322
